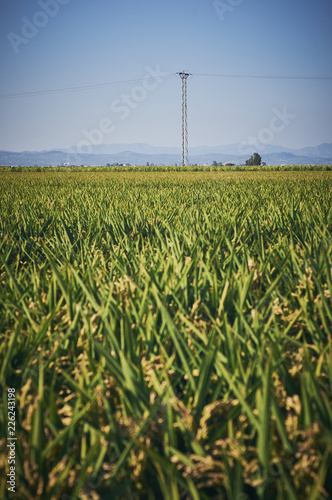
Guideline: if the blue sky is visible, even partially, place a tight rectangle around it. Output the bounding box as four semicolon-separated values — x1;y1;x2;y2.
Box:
0;0;331;152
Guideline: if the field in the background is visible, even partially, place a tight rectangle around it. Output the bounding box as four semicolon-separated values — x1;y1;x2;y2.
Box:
1;170;332;499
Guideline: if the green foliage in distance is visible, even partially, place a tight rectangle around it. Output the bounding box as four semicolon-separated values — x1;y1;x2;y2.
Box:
246;153;262;166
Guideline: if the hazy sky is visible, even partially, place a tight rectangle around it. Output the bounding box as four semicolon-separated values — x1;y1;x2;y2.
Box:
0;0;331;152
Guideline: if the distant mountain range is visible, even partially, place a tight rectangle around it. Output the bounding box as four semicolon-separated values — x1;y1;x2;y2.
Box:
1;142;332;166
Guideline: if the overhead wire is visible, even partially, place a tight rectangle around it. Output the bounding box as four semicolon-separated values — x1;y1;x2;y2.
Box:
0;72;331;100
194;73;332;80
0;77;154;100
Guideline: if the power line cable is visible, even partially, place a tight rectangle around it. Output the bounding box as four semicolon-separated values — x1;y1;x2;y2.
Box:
0;72;331;100
0;77;155;100
194;73;332;80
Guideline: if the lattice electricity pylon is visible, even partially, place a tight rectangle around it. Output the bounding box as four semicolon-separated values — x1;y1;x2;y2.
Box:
176;71;191;166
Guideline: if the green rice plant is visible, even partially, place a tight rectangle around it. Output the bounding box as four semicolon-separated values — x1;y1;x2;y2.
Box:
0;170;331;499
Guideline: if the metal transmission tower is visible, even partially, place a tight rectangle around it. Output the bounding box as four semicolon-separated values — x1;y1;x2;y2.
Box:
177;71;191;166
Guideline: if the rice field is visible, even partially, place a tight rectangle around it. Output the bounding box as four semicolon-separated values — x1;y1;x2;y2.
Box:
0;169;332;499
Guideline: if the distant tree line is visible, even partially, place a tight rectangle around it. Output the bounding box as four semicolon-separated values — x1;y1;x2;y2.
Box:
211;153;265;167
0;165;331;174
